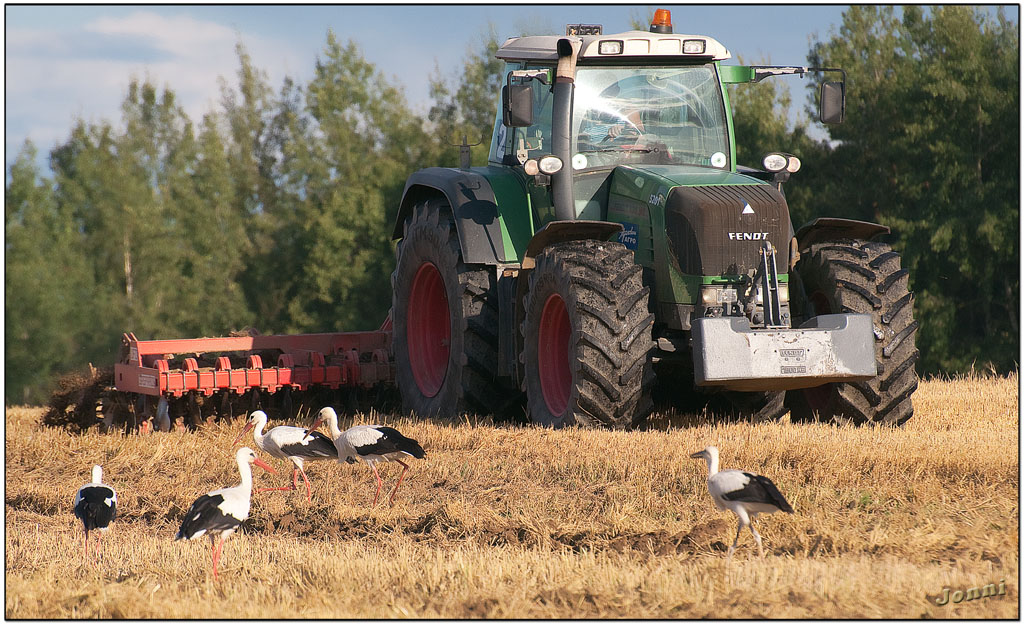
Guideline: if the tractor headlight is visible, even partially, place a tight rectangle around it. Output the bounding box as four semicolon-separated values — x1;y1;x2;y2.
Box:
701;286;738;305
682;39;706;54
538;155;563;174
763;152;801;174
762;153;788;172
754;284;789;304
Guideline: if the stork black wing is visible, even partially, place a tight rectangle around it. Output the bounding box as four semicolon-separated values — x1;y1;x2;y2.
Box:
278;430;338;459
175;494;240;540
721;473;794;513
74;486;116;530
355;427;426;459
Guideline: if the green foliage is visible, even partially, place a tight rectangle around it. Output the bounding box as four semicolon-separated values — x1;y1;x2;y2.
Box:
805;6;1019;374
5;144;96;404
428;26;504;167
279;32;435;332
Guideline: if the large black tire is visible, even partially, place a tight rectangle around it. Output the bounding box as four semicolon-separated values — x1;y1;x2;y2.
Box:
521;240;655;428
787;239;919;425
392;200;516;418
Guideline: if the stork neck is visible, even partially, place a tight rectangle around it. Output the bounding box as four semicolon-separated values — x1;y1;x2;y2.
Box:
252;415;267;446
91;465;103;484
325;411;343;441
236;457;254;491
706;455;719;477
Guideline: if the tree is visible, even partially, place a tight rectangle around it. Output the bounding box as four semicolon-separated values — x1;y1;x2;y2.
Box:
272;32;436;333
428;27;504;167
808;6;1019;373
5;143;96;403
166;112;254;335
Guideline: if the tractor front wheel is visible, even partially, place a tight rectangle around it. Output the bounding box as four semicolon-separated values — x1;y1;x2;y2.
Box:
521;240;654;428
787;239;919;425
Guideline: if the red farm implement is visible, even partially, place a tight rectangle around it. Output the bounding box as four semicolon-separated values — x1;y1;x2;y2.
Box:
45;318;396;433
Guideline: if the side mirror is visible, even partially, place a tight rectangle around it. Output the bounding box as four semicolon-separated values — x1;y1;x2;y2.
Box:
819;81;845;124
502;84;533;127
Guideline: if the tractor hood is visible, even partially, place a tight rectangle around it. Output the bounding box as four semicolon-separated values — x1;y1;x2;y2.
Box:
608;164;792;277
618;164;765;189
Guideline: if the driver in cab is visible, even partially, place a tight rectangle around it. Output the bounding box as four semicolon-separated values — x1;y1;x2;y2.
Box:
582;108;646;144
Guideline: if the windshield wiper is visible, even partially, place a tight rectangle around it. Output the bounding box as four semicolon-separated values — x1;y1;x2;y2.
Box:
582;147;656;154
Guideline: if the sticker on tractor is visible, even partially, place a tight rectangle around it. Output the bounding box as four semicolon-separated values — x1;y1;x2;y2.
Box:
138;374;157;389
495;125;507;159
617;223;639;250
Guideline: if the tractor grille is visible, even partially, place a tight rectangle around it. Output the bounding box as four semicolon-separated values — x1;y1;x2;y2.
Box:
665;184;790;276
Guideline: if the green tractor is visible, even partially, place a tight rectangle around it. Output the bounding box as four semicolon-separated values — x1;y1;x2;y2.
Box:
390;10;918;428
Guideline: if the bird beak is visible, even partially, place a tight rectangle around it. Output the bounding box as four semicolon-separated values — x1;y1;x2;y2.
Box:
231;422;255;447
689;450;705;459
253;457;277;474
303;418;323;442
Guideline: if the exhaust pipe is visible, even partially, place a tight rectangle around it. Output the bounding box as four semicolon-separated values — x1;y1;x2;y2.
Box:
551;37;581;222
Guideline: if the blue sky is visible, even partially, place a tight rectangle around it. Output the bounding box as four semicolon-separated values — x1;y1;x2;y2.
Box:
5;5;1017;171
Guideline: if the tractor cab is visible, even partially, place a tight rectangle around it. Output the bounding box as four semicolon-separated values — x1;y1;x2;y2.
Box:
493;15;736;224
493;10;844;230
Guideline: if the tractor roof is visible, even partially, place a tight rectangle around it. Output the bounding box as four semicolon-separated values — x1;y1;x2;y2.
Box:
496;30;731;63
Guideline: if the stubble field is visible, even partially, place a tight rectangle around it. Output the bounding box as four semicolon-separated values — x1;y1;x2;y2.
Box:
4;374;1019;618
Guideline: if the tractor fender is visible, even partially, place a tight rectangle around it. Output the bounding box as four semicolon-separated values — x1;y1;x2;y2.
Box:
519;220;625;270
795;217;890;252
393;167;513;265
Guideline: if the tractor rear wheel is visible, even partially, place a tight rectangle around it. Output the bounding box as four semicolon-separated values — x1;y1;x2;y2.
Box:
787;239;919;425
521;240;655;428
392;199;515;418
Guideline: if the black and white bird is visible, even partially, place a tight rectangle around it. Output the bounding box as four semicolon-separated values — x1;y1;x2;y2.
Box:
306;406;426;506
73;465;117;560
175;447;276;579
691;445;794;560
232;410;338;501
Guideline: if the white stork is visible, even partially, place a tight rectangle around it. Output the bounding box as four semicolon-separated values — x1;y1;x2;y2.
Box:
232;410;338;501
73;465;117;561
175;447;275;579
305;406;426;506
691;445;793;560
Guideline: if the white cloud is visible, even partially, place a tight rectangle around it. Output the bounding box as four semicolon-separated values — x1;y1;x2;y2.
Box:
6;10;297;162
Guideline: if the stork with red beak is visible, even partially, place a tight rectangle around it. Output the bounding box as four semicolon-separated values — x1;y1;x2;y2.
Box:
306;407;426;506
232;410;337;501
175;447;275;579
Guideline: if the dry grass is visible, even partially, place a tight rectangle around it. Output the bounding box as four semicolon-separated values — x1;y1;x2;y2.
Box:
5;374;1019;618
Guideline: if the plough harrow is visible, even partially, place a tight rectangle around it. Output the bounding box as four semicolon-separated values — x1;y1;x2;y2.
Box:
45;319;396;433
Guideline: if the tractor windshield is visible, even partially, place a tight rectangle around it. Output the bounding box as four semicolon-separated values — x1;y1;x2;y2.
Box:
572;65;730;170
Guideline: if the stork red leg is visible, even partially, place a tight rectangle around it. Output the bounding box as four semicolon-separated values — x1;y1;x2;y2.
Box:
370;463;384;506
388;459;410;506
299;468;312;501
211;537;225;580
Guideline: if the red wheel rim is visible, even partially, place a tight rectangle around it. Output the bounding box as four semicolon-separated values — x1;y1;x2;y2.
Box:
538;293;571;416
407;262;449;397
